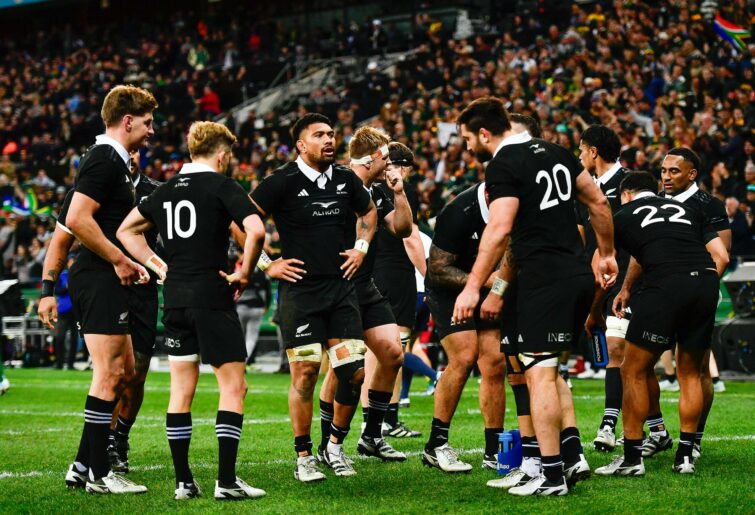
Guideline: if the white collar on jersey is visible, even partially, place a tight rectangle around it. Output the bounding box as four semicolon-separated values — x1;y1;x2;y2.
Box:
179;162;216;174
95;134;131;167
597;161;622;186
477;182;489;223
296;156;332;182
132;174;141;188
670;182;699;203
634;191;656;200
493;131;532;158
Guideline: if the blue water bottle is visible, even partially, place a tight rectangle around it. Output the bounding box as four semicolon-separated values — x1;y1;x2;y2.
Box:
497;430;523;474
592;329;609;367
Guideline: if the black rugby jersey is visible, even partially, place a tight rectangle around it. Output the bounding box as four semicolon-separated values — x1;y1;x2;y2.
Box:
59;173;164;297
138;164;258;309
251;159;372;279
577;163;632;290
661;184;729;235
613;193;716;282
485;133;590;287
71;143;135;272
345;184;394;283
426;182;487;292
373;181;419;272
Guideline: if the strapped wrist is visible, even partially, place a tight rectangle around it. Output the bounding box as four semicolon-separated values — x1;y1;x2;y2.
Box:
40;279;55;298
491;277;509;296
354;239;369;255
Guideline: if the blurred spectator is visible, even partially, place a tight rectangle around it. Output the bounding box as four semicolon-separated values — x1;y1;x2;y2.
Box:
726;197;752;261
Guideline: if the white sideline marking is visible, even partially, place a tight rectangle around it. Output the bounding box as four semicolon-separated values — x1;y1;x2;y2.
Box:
1;437;753;480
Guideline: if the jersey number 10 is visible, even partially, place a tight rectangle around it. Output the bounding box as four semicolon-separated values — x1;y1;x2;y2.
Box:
162;201;197;239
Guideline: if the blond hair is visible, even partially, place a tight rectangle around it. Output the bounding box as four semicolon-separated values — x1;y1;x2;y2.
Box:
348;126;390;160
188;121;237;159
100;85;158;128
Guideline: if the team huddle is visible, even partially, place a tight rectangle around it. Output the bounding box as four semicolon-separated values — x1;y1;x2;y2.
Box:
39;86;724;499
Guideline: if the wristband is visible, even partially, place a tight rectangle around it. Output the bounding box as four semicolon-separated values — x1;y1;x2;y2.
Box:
354;239;369;255
145;254;168;281
40;279;55;298
257;251;272;271
491;277;509;296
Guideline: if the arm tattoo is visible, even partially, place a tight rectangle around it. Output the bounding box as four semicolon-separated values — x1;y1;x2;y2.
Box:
47;257;65;281
357;215;374;240
428;245;468;290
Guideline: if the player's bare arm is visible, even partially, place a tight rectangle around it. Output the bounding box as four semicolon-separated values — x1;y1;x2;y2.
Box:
38;225;76;329
340;199;377;280
403;224;426;277
575;170;618;288
382;169;412;238
220;214;266;297
612;256;643;318
116;207;161;282
480;244;515;321
69;192;147;285
705;236;729;278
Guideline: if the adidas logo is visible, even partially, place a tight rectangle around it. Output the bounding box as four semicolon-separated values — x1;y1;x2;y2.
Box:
296;323;312;337
298;189;309;197
124;175;131;183
471;232;479;240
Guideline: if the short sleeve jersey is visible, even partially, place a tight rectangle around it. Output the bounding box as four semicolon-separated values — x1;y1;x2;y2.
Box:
374;181;419;272
426;182;487;292
72;144;135;272
485;135;590;287
59;173;164;297
251;161;371;279
613;194;715;282
345;184;394;283
137;166;258;310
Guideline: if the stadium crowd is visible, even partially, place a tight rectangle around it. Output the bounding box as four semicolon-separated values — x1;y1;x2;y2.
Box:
0;0;753;284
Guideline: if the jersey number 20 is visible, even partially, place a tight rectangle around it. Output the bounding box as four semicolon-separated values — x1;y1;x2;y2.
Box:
162;201;197;239
536;164;572;210
633;204;691;228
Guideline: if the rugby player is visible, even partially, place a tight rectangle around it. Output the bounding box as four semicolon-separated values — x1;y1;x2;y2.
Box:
315;127;411;468
481;114;590;491
421;179;505;473
62;85;155;495
621;148;730;460
595;171;726;476
118;121;267;500
41;151;161;479
250;113;377;482
453;97;618;496
577;125;633;452
372;142;426;437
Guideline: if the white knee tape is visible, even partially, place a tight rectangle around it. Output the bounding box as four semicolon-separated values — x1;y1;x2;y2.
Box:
518;352;559;369
327;339;367;367
606;316;630;339
399;331;411;350
286;343;323;363
168;354;200;363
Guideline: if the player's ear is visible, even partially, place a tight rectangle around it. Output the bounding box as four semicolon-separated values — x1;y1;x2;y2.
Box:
296;139;305;155
124;115;133;132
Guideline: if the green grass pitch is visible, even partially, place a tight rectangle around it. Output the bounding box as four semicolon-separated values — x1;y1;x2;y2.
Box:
0;369;753;514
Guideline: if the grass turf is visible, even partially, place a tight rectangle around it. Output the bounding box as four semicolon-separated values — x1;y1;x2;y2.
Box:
0;368;753;514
